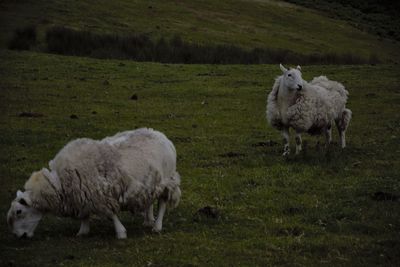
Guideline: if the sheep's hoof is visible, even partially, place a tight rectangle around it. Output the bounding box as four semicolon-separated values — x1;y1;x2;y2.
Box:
116;231;127;239
76;231;89;237
152;226;162;233
143;220;155;227
76;225;90;236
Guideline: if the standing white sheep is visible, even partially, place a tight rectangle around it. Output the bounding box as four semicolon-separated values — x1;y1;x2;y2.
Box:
266;64;352;155
7;128;181;239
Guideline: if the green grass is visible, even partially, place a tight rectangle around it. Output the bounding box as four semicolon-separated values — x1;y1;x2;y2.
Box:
0;49;399;266
1;0;400;63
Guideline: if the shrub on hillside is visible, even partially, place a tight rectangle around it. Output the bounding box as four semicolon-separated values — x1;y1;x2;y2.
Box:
8;26;37;50
45;26;374;65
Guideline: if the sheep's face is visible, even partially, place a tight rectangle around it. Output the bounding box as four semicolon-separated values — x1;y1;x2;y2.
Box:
280;64;303;91
7;190;42;238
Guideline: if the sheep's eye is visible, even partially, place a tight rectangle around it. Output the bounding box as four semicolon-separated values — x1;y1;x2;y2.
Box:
16;210;22;215
288;74;292;77
18;198;28;206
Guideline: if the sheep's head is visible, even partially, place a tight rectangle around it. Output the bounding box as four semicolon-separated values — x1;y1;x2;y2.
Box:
280;64;303;91
7;190;42;238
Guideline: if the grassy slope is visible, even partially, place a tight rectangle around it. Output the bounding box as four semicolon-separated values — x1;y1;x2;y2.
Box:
1;0;400;62
0;50;399;266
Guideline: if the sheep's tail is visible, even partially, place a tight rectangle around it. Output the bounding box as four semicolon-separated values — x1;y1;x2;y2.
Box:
338;108;352;131
167;172;181;208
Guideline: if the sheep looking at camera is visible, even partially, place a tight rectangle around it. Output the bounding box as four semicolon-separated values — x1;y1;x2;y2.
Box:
266;64;352;155
7;128;181;239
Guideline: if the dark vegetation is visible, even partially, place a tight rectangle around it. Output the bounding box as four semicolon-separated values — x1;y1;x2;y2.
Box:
42;26;375;64
8;25;378;65
8;25;36;50
284;0;400;41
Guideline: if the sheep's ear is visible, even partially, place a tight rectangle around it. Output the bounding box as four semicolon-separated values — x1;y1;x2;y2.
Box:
297;65;301;71
16;190;23;198
279;63;287;73
42;168;51;178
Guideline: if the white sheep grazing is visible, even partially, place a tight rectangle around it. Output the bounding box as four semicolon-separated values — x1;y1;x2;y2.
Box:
266;64;352;155
7;128;181;239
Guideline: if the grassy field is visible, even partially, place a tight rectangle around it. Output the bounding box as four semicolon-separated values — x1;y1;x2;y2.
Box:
1;0;400;63
0;49;399;266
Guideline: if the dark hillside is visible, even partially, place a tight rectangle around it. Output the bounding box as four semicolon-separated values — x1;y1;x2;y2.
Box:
284;0;400;40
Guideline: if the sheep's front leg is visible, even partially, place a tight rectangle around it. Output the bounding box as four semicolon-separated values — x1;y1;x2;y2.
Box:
112;214;127;239
153;199;167;233
282;128;290;156
295;132;302;154
143;204;155;227
76;218;90;236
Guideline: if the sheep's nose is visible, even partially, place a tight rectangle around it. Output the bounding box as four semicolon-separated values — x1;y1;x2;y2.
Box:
297;85;302;91
20;232;27;239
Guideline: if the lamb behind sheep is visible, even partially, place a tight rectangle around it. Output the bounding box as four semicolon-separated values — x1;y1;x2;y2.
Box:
7;128;181;239
266;64;352;155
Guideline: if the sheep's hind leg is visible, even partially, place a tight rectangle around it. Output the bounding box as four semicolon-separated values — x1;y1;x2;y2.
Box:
325;125;332;147
336;120;346;148
143;204;155;227
339;130;346;148
336;109;352;148
282;128;290;156
112;214;127;239
153;199;167;233
76;218;90;236
295;132;302;154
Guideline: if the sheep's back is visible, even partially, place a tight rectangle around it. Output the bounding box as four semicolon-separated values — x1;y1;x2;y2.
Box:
103;128;179;211
287;86;335;132
50;139;125;217
310;76;348;116
104;128;176;178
